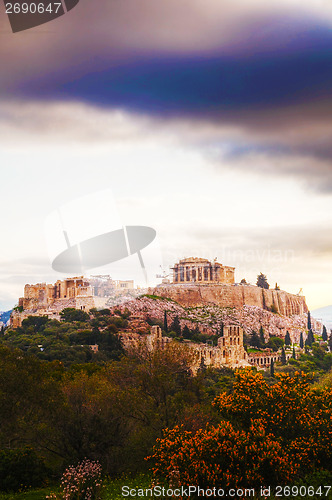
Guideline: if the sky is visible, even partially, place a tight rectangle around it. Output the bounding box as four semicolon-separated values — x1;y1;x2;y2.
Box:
0;0;332;311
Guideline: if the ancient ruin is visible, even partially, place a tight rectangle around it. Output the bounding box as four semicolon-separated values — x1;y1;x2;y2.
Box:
152;256;308;318
121;324;249;372
11;276;96;327
20;277;94;311
248;349;293;368
11;275;141;327
172;257;235;285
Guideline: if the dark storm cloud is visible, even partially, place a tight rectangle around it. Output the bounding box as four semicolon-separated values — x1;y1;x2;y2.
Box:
2;0;332;192
11;24;332;115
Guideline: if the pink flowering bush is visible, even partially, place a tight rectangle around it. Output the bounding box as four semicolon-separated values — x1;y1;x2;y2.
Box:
47;459;103;500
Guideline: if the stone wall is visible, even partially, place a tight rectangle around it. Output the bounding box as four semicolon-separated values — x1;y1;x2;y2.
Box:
150;284;308;317
121;325;249;373
11;309;61;328
248;349;294;368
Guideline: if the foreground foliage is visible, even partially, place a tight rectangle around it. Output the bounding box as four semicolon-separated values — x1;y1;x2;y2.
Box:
0;309;331;495
150;370;332;490
0;343;221;490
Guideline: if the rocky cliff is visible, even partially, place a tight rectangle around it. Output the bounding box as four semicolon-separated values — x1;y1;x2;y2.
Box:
120;295;310;344
149;284;308;317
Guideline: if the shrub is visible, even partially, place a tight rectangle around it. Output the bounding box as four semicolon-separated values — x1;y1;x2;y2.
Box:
47;459;102;500
150;370;332;489
150;421;295;490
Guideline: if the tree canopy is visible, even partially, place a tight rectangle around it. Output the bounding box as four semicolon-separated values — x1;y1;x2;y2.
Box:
256;273;269;289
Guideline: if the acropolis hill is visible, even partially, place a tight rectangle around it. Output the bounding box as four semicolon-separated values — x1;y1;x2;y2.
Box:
11;257;308;341
150;257;308;317
9;257;314;370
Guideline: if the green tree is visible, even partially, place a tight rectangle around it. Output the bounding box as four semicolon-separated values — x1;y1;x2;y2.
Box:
292;346;296;359
322;325;328;342
307;311;311;330
281;347;286;365
306;329;314;347
163;310;168;333
266;336;284;352
285;331;291;346
48;371;129;471
256;273;269;289
170;315;181;337
21;315;49;334
106;342;200;470
0;346;63;453
300;332;304;349
101;331;124;360
270;358;274;377
182;325;192;340
329;332;332;351
251;331;261;348
259;326;265;346
60;308;89;322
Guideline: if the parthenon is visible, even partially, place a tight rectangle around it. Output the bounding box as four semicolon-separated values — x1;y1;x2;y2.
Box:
172;257;235;285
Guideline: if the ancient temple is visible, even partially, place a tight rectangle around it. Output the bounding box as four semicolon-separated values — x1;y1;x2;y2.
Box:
172;257;235;285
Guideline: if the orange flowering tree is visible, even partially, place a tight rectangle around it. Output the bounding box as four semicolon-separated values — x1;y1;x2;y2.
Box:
213;370;332;470
149;370;332;489
150;421;295;490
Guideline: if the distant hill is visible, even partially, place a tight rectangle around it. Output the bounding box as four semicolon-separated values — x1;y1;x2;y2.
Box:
0;310;12;325
312;305;332;330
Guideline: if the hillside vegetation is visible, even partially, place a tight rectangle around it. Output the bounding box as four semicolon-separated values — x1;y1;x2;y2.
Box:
0;303;331;497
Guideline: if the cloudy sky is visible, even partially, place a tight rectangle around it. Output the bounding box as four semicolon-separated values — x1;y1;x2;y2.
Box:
0;0;332;311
